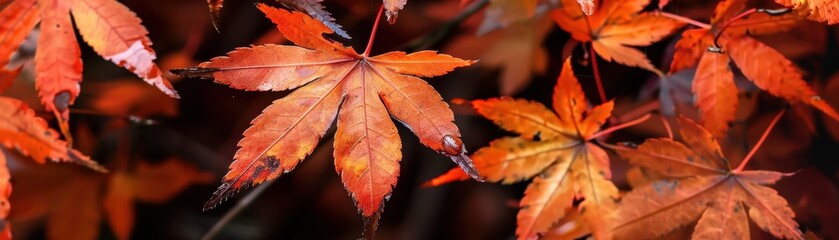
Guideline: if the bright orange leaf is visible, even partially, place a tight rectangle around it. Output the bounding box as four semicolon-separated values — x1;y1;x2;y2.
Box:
0;151;11;240
611;117;804;240
668;0;837;137
425;58;620;239
775;0;839;24
173;4;481;222
552;0;684;72
0;96;104;239
0;0;179;135
0;97;102;171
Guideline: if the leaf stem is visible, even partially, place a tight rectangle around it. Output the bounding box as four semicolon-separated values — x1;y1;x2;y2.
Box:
659;114;673;140
734;109;786;172
657;11;711;29
589;114;651;140
363;5;385;57
589;43;608;104
712;8;792;49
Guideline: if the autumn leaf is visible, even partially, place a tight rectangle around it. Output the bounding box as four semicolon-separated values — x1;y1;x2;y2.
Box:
0;0;179;137
481;16;553;95
425;58;622;239
668;0;837;137
279;0;351;39
0;96;104;239
611;117;804;240
0;151;12;240
476;0;557;35
774;0;839;24
10;157;212;240
172;4;481;224
104;159;214;240
552;0;684;72
0;69;18;92
0;97;103;171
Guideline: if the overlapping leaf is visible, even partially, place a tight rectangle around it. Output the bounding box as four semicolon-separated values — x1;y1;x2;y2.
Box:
0;97;103;171
425;58;619;239
551;0;684;72
10;157;212;240
0;96;104;239
173;4;481;223
0;0;179;136
668;0;838;137
774;0;839;24
476;0;559;35
611;117;803;240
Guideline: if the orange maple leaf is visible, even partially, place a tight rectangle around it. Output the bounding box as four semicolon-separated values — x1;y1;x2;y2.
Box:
775;0;839;24
425;58;628;239
668;0;838;137
0;97;102;171
0;96;104;239
0;0;179;136
611;117;804;240
173;4;481;222
552;0;684;73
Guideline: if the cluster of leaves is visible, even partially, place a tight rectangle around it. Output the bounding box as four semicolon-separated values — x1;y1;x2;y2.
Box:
0;0;837;238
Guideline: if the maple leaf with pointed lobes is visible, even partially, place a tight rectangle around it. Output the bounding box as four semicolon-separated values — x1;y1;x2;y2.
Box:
668;0;839;137
611;117;804;240
0;97;104;171
425;58;621;239
0;96;104;239
552;0;684;73
0;0;179;136
173;4;481;221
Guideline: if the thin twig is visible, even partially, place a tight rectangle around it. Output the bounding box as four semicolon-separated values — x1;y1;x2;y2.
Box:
589;43;607;103
363;5;385;57
590;114;651;140
658;11;711;29
734;109;786;172
201;180;275;240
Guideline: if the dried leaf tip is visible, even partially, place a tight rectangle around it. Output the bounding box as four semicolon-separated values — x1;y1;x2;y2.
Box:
442;135;484;182
170;67;219;79
383;0;406;24
578;0;595;15
203;182;236;211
